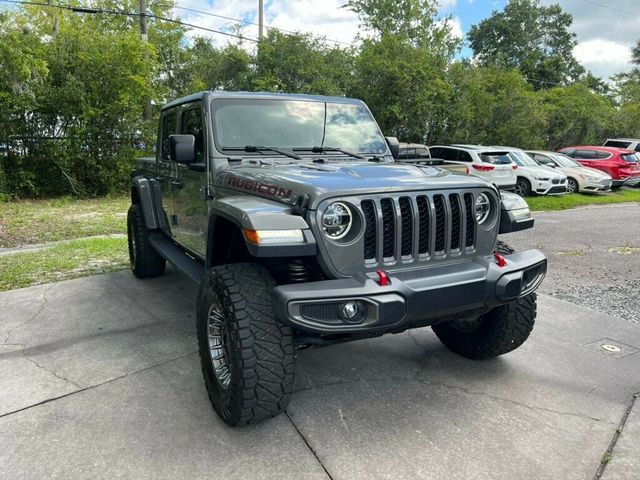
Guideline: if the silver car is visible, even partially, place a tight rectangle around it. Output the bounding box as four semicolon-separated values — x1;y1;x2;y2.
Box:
527;150;612;193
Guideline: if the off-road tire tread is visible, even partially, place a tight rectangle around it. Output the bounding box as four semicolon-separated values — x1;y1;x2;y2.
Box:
432;241;536;359
197;263;294;426
432;294;536;359
127;204;166;278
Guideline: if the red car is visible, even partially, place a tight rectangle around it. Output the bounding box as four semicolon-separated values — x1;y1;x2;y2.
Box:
557;146;640;188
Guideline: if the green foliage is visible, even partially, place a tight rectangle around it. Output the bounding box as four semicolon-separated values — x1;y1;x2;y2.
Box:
468;0;584;88
1;0;640;199
253;30;354;95
445;63;546;148
542;83;616;149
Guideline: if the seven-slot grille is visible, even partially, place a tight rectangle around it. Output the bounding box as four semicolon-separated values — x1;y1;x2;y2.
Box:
361;192;476;264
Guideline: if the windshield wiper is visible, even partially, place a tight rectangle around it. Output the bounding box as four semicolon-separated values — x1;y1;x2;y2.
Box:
294;146;365;160
221;145;301;160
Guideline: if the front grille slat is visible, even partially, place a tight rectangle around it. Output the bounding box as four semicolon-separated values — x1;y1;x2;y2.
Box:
380;198;395;258
361;200;377;260
416;196;430;255
433;195;446;253
449;194;461;251
464;193;475;248
358;191;480;266
399;197;413;257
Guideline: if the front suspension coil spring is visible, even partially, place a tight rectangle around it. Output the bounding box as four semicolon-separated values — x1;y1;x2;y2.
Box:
288;259;309;283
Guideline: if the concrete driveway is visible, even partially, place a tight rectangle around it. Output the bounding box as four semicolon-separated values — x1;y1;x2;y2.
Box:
2;270;639;479
1;207;640;479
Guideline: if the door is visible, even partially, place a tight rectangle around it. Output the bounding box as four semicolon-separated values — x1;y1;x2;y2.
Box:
158;109;178;238
174;104;209;256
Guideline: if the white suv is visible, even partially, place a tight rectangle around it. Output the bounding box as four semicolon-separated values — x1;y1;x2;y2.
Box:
603;138;640;152
429;145;517;191
494;146;567;196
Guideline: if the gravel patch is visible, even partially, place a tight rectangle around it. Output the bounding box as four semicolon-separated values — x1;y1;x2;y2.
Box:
505;203;640;325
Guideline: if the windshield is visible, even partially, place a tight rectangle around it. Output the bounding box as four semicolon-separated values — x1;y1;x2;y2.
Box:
551;154;581;168
508;150;539;167
212;98;387;155
621;153;639;163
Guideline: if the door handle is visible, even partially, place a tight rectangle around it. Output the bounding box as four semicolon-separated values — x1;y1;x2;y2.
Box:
171;179;184;189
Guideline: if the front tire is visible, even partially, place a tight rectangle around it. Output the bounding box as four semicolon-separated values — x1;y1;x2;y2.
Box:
567;177;579;194
432;294;536;359
197;263;295;426
432;241;536;359
515;177;531;197
127;204;166;278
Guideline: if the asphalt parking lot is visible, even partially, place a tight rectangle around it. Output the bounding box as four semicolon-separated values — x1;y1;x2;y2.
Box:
1;204;639;480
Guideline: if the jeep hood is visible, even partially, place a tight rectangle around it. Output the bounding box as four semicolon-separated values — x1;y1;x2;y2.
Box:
217;161;491;206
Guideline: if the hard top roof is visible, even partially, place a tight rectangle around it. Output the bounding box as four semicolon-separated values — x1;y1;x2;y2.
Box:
161;91;364;111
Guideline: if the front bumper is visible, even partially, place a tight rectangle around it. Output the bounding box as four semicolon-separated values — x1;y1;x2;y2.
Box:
581;178;612;192
272;250;547;334
624;176;640;187
533;178;567;195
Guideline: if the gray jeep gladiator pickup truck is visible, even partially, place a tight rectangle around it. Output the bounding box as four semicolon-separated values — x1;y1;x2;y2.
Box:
127;91;546;426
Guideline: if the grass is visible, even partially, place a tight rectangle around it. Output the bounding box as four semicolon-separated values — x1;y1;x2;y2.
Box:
0;195;129;248
526;188;640;211
0;236;129;291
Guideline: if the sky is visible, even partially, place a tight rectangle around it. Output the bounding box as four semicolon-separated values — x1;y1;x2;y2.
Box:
173;0;638;81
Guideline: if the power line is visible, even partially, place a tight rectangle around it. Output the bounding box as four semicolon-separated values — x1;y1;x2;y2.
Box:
0;0;259;42
172;4;356;47
573;0;640;18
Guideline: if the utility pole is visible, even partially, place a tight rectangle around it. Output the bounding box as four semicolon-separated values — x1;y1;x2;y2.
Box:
47;0;58;33
258;0;264;40
139;0;152;121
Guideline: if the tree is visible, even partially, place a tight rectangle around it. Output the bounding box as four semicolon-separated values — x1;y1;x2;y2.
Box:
347;0;459;142
253;30;354;95
467;0;584;88
542;83;616;149
445;63;546;148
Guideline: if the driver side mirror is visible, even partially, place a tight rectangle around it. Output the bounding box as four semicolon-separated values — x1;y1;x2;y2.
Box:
169;134;196;164
386;136;400;159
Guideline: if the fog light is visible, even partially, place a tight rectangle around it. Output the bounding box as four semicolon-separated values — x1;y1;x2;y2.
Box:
340;300;366;323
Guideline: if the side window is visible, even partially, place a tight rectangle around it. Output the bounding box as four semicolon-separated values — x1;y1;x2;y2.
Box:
595;151;611;159
415;148;430;158
180;107;205;162
161;111;177;160
576;149;596;159
440;148;458;161
560;149;575;158
604;140;631;148
634;144;640;152
457;151;472;162
430;147;443;158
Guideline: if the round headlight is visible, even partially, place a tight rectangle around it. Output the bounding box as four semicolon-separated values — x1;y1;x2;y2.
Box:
475;193;491;224
322;202;352;240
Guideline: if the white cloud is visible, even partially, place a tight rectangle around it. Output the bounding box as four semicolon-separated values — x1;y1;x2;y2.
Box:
540;0;638;79
573;39;632;79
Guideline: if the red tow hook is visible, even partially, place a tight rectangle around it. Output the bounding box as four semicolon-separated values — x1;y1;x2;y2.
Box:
376;269;390;286
494;253;507;268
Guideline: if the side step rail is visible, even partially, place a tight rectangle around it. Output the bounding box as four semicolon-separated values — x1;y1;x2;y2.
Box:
148;233;205;284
